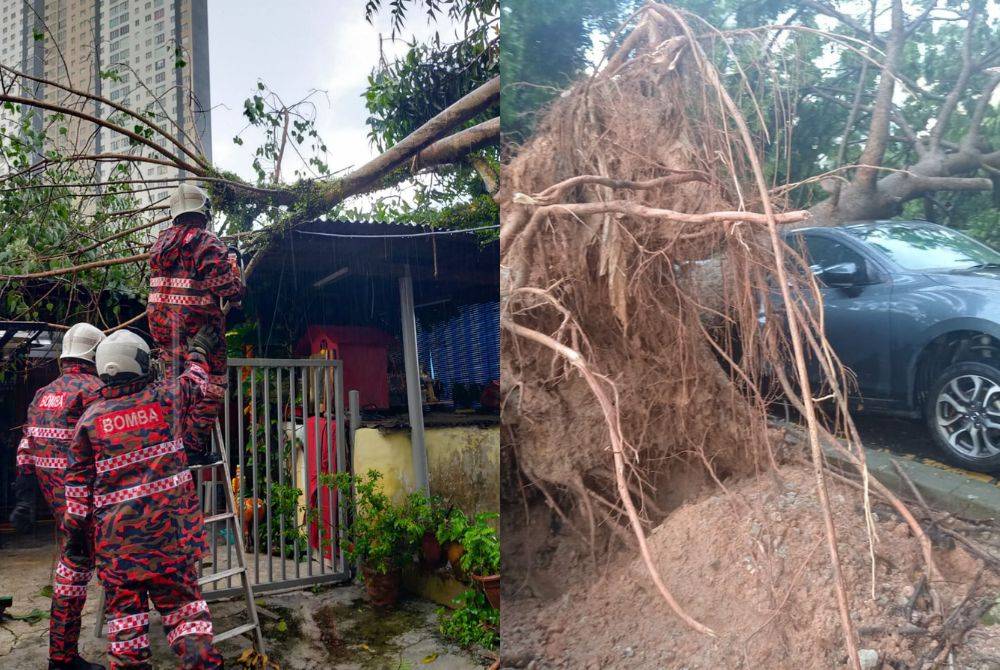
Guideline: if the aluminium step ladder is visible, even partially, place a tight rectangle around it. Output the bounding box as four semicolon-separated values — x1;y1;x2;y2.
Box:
93;422;266;655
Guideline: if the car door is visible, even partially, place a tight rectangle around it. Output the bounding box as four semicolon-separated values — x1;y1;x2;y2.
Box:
790;231;895;403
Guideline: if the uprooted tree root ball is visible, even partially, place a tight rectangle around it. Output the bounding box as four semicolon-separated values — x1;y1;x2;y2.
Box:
499;4;983;667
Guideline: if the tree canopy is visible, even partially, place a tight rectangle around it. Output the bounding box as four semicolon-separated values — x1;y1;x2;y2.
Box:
0;1;499;335
502;0;999;232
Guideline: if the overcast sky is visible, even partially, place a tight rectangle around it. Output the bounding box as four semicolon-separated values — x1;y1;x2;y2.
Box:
206;1;455;184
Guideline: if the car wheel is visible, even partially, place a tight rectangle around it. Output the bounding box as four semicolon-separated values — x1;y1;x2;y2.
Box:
926;361;1000;472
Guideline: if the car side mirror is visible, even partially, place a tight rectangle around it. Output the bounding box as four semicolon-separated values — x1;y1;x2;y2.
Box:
820;261;863;288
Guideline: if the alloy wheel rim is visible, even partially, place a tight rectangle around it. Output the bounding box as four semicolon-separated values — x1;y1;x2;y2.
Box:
935;373;1000;459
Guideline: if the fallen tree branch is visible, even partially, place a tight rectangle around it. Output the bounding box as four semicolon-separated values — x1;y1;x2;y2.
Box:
0;253;151;280
412;117;499;169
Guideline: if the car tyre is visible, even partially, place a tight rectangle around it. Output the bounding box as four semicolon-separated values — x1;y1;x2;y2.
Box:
926;361;1000;473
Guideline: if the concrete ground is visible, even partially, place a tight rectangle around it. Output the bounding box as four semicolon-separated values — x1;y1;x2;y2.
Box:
0;530;492;669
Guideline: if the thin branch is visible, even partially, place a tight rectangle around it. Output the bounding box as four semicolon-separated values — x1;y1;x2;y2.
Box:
0;64;211;171
0;253;150;280
929;3;978;149
0;92;203;174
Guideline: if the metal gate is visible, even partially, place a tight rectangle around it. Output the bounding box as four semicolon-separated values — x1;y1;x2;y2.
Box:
198;358;350;600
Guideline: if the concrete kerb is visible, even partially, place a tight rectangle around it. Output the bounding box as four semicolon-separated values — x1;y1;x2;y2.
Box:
824;443;1000;521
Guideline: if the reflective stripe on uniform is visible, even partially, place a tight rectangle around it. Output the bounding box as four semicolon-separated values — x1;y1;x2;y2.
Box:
53;584;87;598
166;620;212;645
107;612;149;634
109;634;150;654
33;456;68;470
148;293;214;306
162;599;209;626
95;439;183;474
150;273;236;291
150;277;198;289
25;426;74;440
16;439;31;466
65;485;90;498
56;562;92;583
94;469;193;508
66;501;89;517
202;271;238;290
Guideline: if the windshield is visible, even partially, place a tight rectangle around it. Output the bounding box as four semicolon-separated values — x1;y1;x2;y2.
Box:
846;224;1000;272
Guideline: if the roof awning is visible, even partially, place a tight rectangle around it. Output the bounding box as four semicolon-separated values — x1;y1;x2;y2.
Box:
0;321;61;360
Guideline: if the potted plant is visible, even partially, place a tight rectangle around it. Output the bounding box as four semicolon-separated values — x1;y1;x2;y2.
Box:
436;508;469;576
411;493;448;570
458;513;500;609
332;470;424;608
437;509;500;608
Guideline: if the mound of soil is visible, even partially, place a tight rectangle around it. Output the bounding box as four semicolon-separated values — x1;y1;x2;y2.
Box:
501;464;1000;669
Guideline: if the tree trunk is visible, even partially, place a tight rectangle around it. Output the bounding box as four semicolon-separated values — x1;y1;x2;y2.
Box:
807;147;994;226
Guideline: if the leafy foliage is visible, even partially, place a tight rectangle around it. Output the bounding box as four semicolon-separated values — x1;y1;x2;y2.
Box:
436;508;499;575
500;0;631;145
437;588;499;649
359;0;499;234
502;1;999;231
328;470;426;574
231;82;330;187
0;103;151;330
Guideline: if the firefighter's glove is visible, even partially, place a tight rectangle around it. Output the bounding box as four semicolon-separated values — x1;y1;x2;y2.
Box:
9;474;38;533
187;326;218;358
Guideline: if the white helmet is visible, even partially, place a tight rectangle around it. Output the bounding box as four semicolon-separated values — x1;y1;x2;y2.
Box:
95;330;151;382
60;323;106;363
169;183;211;221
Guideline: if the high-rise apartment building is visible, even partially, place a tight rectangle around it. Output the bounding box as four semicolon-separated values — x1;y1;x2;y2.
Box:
0;0;211;206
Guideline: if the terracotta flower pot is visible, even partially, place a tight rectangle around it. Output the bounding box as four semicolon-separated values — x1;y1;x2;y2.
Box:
361;564;401;608
445;541;465;569
420;531;445;569
472;573;500;609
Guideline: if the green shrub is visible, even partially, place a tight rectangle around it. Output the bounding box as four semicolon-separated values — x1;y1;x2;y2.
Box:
438;589;499;649
326;470;425;574
437;509;500;576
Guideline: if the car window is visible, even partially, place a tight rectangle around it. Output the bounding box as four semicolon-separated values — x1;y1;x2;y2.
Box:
798;235;867;275
846;224;1000;271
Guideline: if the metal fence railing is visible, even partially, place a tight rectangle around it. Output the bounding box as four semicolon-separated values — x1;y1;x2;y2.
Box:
197;358;350;600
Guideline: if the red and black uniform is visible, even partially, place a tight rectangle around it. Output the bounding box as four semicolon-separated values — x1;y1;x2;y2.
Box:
63;355;223;670
147;221;243;452
16;362;102;665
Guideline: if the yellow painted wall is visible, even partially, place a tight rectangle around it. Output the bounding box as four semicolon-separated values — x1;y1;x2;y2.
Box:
353;423;499;607
353;424;500;516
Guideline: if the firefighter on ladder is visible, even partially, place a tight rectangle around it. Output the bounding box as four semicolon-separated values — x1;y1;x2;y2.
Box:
9;323;107;670
147;183;244;464
62;328;224;669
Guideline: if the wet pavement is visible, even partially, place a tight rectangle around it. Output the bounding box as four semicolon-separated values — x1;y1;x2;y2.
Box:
853;414;939;460
0;535;491;669
852;414;1000;484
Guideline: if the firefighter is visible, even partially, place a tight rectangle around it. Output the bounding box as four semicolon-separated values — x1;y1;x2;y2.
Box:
147;183;243;464
10;322;106;670
63;328;223;670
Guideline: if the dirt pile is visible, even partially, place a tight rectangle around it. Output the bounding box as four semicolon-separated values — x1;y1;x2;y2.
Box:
501;464;1000;669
